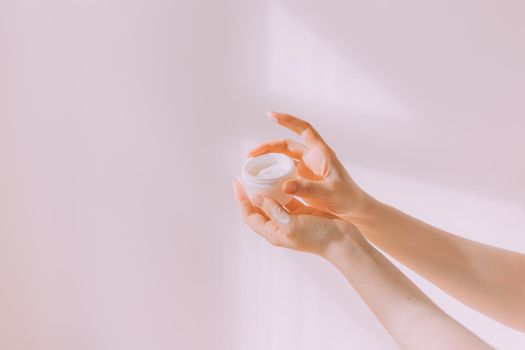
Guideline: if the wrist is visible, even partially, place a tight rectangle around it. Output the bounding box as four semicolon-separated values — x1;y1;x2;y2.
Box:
342;189;381;225
321;223;372;265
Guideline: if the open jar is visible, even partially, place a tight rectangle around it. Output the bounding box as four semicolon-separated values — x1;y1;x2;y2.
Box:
241;153;297;205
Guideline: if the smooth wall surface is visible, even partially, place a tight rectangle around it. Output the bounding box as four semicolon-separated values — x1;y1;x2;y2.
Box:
1;1;524;349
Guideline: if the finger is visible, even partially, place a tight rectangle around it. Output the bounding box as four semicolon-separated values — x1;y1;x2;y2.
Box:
233;181;280;242
246;213;281;243
252;195;293;226
284;197;306;211
267;111;327;147
233;179;269;217
247;138;306;159
233;180;268;221
284;197;305;211
233;180;257;217
282;178;330;198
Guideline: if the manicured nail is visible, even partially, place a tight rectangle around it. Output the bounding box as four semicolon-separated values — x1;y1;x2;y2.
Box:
284;181;298;194
266;111;278;123
270;206;290;225
253;194;263;206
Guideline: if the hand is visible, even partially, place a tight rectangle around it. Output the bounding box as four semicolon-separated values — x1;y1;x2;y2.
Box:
248;111;373;220
233;180;363;258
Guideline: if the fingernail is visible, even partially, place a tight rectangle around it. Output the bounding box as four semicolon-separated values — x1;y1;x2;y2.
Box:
271;206;290;225
253;194;263;206
266;111;278;123
284;181;298;194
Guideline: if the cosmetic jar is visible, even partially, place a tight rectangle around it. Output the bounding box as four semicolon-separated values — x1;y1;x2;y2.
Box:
241;153;297;205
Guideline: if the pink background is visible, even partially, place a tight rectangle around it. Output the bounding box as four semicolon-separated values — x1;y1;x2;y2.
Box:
1;0;524;349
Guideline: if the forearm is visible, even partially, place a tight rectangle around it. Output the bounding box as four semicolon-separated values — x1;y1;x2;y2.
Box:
346;197;525;331
324;232;492;350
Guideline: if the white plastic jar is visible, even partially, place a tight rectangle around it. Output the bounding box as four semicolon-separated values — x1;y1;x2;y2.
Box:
241;153;297;205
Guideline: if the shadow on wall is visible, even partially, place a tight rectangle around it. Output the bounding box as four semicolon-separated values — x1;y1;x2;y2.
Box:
265;0;525;207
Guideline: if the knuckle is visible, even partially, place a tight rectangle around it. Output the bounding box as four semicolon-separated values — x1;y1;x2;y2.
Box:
304;121;314;131
302;182;313;195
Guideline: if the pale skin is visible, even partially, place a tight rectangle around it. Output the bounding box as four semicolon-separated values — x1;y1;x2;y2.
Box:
233;111;525;348
233;182;491;349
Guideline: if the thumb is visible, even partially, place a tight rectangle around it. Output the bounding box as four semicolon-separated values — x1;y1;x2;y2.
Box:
282;179;330;198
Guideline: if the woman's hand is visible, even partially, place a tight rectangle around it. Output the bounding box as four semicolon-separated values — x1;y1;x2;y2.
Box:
250;115;525;333
233;180;364;258
248;111;373;220
233;179;493;350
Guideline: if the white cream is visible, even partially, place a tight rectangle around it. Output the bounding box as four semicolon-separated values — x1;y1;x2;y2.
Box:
256;163;288;179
